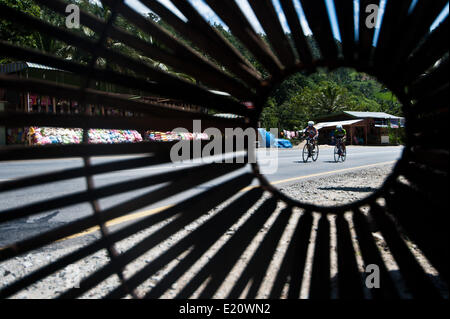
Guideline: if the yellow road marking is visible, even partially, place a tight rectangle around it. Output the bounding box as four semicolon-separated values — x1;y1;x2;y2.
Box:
58;204;172;241
34;160;396;243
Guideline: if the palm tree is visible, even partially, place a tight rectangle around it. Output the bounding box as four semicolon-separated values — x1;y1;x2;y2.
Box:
309;81;349;115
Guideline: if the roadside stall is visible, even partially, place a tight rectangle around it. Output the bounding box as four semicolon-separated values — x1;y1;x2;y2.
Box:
313;111;405;145
28;127;143;145
1;61;206;145
314;119;365;145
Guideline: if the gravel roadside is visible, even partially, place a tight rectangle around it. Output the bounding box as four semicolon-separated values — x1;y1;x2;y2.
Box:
278;163;391;206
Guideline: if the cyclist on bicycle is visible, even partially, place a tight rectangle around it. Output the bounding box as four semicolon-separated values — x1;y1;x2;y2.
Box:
302;121;319;154
303;121;318;141
332;124;347;155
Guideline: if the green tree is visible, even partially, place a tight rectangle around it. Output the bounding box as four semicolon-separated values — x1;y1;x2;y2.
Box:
0;0;41;63
300;81;352;115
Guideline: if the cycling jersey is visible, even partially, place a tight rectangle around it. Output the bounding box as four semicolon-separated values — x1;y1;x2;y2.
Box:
304;126;318;138
333;129;346;139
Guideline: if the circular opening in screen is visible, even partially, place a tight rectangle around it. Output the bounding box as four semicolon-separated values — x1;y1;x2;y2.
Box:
255;67;405;208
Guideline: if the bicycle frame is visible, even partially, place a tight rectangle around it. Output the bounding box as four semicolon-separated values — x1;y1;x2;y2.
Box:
306;137;316;152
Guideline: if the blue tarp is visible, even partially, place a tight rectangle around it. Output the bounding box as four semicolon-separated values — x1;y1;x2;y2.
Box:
258;128;292;148
275;138;292;148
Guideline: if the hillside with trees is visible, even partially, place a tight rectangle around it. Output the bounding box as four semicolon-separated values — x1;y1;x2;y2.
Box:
260;67;403;131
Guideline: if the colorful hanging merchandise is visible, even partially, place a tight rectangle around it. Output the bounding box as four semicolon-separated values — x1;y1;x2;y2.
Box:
28;127;143;145
28;127;209;145
144;131;209;142
88;129;143;144
29;94;38;106
28;127;82;145
41;96;50;107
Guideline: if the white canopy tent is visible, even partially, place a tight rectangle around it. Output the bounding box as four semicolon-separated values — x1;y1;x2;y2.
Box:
314;119;364;130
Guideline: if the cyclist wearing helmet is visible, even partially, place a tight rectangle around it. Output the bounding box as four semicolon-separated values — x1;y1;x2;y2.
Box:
303;121;318;141
332;124;347;154
302;121;319;156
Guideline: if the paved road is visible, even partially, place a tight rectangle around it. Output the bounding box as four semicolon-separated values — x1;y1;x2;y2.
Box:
260;145;403;184
0;145;403;246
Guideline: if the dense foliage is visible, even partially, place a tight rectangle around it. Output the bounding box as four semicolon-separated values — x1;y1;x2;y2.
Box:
260;68;403;131
0;0;41;61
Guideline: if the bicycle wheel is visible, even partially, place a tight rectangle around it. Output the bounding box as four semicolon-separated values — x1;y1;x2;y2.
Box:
302;143;310;163
334;145;340;162
340;147;346;162
312;143;319;161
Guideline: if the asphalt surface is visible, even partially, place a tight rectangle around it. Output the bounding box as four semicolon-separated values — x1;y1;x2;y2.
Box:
0;145;403;246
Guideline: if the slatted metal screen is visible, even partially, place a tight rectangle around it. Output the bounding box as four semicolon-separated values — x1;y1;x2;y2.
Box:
0;0;448;299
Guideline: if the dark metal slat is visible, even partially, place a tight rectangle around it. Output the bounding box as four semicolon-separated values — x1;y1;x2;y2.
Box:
149;0;262;90
299;0;338;62
392;0;448;70
409;58;449;101
0;75;251;117
352;210;400;299
66;188;265;299
0;161;247;262
370;203;442;298
226;207;294;298
373;0;411;73
0;159;246;224
248;0;297;68
2;112;244;136
33;0;217;90
279;0;313;65
335;214;364;298
125;189;266;299
404;18;449;83
0;4;251;114
196;198;278;298
397;162;449;212
334;0;355;62
268;211;313;299
384;182;449;285
204;0;284;76
0;5;192;88
0;164;232;224
408;144;449;171
358;0;379;66
101;0;255;101
0;154;167;193
309;214;331;298
410;83;448;119
0;173;254;298
0;111;244;133
0;139;173;162
174;197;277;298
0;41;247;113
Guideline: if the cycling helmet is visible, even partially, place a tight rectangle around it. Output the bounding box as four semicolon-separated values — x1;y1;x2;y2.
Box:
336;124;343;130
308;121;314;126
